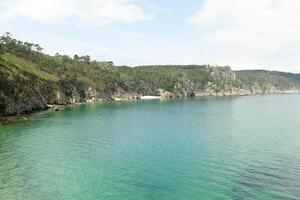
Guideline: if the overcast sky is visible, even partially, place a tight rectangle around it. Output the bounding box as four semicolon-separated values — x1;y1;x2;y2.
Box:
0;0;300;72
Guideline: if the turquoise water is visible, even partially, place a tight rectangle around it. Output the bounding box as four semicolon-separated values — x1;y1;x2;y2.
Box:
1;94;300;200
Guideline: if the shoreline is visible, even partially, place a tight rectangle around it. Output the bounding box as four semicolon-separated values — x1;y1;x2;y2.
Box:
1;92;300;124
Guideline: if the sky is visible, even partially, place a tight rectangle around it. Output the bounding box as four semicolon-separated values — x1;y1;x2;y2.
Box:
0;0;300;72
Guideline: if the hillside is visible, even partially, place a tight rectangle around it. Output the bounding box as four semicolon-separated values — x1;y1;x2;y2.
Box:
1;33;300;119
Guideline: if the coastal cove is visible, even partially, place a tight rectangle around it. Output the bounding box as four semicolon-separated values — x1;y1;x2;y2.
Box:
1;94;300;199
2;34;300;120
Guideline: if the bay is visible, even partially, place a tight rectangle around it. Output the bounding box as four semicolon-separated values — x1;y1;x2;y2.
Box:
1;94;300;199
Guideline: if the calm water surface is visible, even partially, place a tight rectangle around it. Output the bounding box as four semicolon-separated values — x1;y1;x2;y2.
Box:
1;94;300;199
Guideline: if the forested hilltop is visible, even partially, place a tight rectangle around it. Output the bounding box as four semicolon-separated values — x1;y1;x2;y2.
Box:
1;33;300;119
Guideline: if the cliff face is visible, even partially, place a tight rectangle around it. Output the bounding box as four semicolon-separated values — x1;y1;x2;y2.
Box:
1;52;300;120
0;78;103;117
192;66;248;96
160;67;300;97
155;66;300;98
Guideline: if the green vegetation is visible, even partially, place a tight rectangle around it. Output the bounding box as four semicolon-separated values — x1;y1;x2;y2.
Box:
236;70;300;91
1;33;300;118
0;33;215;96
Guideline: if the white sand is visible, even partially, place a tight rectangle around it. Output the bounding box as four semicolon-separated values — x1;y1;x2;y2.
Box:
141;96;161;100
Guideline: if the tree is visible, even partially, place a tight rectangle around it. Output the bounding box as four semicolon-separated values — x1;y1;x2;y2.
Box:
73;54;79;60
82;55;90;63
0;44;3;56
0;32;13;45
0;32;13;53
33;44;43;52
24;42;33;50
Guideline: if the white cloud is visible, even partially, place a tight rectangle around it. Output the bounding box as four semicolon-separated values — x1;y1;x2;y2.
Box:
0;0;153;25
189;0;300;72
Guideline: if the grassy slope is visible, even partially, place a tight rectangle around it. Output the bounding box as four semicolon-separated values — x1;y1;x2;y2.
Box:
1;53;59;81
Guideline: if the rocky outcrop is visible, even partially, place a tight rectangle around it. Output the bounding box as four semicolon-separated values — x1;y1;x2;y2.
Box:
0;78;107;118
52;80;103;105
158;89;175;98
174;73;195;97
112;88;140;100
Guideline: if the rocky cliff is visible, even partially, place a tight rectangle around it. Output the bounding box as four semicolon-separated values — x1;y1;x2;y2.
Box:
1;37;300;120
